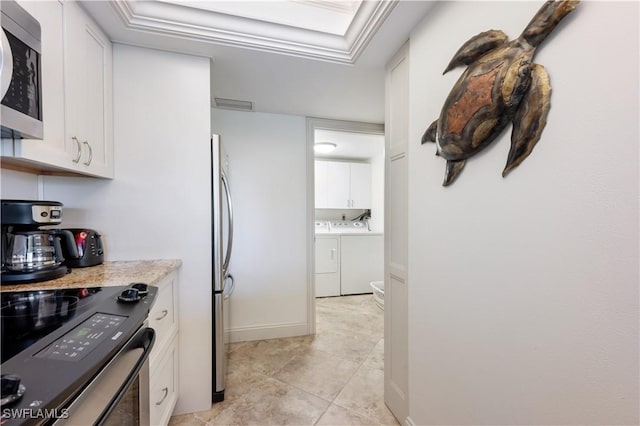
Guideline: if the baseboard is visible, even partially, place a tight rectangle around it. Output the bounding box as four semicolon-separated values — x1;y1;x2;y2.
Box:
405;416;416;426
228;322;309;342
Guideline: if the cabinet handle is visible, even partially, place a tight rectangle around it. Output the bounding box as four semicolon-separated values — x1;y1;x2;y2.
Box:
155;387;169;406
331;248;335;260
82;141;93;166
72;137;81;163
155;309;169;321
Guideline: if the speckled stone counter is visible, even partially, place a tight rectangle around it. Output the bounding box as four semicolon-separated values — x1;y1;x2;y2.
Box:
0;260;182;292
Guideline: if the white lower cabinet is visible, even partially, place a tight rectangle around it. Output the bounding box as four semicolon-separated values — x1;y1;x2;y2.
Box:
150;334;179;426
148;270;179;425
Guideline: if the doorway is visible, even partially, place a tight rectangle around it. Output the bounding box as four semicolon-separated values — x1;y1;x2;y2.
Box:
305;118;384;334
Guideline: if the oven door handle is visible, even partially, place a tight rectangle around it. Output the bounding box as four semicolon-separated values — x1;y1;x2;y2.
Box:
55;326;156;426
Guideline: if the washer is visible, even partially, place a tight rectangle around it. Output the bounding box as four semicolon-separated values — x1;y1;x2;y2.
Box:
329;220;370;233
315;220;330;234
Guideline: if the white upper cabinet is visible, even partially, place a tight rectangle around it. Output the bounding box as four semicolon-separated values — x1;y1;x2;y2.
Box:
315;160;372;209
63;0;113;178
349;162;372;209
314;160;329;207
325;161;351;208
1;1;113;178
4;1;70;170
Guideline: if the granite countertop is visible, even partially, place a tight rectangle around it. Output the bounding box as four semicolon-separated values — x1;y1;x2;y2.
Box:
0;259;182;293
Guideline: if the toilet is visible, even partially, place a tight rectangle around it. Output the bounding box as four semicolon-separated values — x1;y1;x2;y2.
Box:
370;281;384;310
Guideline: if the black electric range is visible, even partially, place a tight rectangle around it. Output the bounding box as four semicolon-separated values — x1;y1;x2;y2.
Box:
0;284;157;425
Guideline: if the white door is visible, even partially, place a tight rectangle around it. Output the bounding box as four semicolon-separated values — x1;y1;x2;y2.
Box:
384;42;409;423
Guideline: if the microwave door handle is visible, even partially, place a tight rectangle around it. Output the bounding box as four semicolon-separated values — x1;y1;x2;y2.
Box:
1;30;14;99
221;170;233;276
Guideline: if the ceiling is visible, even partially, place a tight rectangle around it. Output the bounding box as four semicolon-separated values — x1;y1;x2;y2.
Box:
81;0;437;124
314;129;384;160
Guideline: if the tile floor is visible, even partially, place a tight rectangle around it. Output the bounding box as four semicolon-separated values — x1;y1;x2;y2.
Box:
169;294;398;426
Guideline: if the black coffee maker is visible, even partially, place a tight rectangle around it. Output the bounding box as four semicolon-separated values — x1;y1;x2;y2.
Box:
1;200;78;284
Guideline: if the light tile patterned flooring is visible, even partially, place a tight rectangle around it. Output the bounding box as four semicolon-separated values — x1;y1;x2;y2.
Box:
169;294;398;425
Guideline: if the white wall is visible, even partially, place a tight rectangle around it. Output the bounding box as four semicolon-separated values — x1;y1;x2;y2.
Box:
42;44;212;415
211;108;309;341
0;169;39;199
407;2;639;425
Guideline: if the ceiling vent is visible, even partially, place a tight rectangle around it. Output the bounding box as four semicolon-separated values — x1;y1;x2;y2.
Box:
214;98;254;112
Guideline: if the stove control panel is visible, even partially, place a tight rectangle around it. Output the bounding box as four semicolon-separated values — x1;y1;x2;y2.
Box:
36;313;127;362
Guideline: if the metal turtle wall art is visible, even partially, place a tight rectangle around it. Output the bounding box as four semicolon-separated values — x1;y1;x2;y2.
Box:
422;0;579;186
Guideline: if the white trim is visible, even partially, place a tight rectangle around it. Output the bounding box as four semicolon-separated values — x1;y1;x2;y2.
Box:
405;416;416;426
228;322;309;343
306;118;317;335
108;0;397;64
296;0;361;14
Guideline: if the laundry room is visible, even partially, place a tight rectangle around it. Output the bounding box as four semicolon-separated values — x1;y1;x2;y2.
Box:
312;121;385;300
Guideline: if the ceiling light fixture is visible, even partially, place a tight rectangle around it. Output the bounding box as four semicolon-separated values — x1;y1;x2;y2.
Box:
314;142;337;154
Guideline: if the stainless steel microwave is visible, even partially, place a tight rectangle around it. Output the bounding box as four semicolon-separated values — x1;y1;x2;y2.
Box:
0;0;42;140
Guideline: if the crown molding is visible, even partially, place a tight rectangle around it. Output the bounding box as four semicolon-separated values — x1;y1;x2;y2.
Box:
108;0;398;64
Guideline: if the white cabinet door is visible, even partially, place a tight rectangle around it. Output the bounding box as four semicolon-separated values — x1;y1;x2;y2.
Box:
6;1;72;170
326;161;350;208
340;235;383;295
315;160;372;209
315;236;340;297
148;270;179;426
63;1;113;178
314;160;329;207
349;162;372;209
2;1;113;177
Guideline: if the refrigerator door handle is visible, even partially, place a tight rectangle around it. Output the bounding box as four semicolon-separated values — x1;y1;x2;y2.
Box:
221;170;234;277
223;274;235;300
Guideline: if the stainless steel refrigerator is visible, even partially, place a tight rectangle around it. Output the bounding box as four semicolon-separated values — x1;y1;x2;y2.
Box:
211;134;234;402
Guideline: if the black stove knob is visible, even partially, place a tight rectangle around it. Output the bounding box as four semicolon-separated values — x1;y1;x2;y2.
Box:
117;288;141;303
130;283;148;296
1;374;26;406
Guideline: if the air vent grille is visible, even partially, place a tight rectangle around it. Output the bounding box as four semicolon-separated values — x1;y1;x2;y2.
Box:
214;98;254;111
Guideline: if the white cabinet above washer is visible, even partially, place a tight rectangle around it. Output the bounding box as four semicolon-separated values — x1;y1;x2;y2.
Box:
315;160;372;209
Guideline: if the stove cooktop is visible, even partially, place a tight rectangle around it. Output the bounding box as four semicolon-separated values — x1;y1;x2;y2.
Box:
0;285;157;425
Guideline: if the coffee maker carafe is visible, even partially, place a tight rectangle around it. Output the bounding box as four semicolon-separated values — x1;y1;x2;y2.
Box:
1;200;78;284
